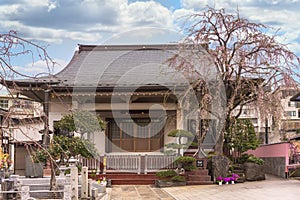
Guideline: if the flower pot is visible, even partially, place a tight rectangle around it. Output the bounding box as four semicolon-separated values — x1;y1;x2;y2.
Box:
100;181;107;187
218;182;222;186
231;181;235;184
225;182;229;184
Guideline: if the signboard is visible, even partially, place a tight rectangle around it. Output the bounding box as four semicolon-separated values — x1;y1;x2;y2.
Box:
196;160;204;168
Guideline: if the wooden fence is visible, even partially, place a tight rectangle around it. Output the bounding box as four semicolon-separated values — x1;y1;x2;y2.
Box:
81;154;177;174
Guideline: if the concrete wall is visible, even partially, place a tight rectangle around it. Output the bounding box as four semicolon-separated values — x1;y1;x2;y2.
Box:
260;157;287;178
247;142;290;178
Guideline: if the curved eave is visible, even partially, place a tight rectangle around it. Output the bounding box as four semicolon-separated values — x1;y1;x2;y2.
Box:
291;92;300;102
2;79;59;89
1;80;58;102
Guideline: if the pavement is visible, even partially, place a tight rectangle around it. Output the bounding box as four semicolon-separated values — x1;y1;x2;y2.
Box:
102;175;300;200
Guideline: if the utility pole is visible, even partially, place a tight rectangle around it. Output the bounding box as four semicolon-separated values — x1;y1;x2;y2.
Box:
265;118;268;144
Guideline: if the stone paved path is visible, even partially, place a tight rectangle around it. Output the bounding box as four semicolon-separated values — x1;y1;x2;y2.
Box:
105;185;175;200
163;175;300;200
103;175;300;200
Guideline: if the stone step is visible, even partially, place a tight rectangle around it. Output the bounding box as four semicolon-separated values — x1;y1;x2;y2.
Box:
18;177;70;185
187;175;211;181
187;181;213;185
91;173;157;185
232;170;244;174
231;164;244;170
188;170;209;175
111;179;155;185
237;176;246;183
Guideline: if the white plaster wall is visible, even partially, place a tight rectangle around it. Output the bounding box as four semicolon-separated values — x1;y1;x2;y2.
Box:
90;131;106;155
48;98;72;131
12;123;43;142
164;112;177;145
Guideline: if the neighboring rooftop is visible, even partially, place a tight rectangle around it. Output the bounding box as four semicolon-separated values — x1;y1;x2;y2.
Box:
291;92;300;102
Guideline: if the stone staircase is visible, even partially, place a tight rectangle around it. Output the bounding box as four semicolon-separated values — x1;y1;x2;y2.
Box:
90;170;214;186
230;164;246;183
186;169;213;185
91;173;157;185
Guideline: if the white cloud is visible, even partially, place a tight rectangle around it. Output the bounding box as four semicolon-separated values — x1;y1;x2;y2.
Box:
0;0;177;44
177;0;300;55
0;0;299;56
23;0;49;7
180;0;241;10
125;1;174;28
13;58;67;77
181;0;212;10
48;0;59;12
105;27;183;44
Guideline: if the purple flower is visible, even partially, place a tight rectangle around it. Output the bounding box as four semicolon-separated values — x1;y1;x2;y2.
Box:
223;177;231;183
231;173;239;181
217;176;223;181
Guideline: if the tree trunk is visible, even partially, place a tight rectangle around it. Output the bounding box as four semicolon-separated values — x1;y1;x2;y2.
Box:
50;159;58;191
214;115;232;155
214;131;224;155
177;136;181;156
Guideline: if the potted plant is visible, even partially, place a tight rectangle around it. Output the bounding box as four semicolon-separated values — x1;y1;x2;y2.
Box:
216;176;223;185
0;153;13;178
223;177;231;184
231;173;239;184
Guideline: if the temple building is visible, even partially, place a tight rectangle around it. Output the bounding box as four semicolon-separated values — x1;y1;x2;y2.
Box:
3;44;218;159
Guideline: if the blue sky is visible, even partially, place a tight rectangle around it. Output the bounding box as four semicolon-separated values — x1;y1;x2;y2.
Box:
1;0;300;77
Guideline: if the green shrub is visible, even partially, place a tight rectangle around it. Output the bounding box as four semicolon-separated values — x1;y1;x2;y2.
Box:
167;130;194;138
189;142;198;148
239;154;264;165
171;175;186;182
156;170;177;178
239;154;250;164
246;155;264;165
175;156;196;171
175;156;196;164
183;164;197;171
163;150;176;156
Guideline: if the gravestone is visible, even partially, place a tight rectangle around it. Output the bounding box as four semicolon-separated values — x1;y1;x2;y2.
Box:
70;166;78;200
25;155;43;178
208;155;230;182
81;167;88;199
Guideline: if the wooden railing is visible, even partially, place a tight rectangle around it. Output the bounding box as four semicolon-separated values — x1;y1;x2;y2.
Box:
81;154;177;174
80;157;101;172
106;154;141;174
144;155;177;174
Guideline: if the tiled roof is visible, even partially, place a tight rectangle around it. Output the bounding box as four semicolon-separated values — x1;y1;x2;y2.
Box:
12;44;190;90
56;44;182;88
